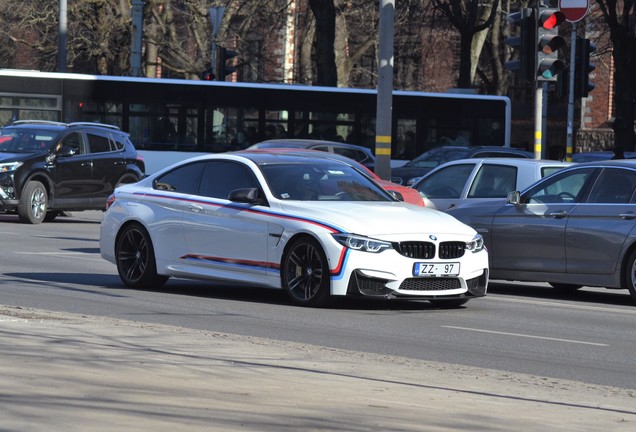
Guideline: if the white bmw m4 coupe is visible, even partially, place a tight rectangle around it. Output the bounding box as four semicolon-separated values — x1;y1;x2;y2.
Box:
100;150;488;307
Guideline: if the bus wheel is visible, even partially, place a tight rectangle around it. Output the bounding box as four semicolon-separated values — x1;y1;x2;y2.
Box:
18;180;47;224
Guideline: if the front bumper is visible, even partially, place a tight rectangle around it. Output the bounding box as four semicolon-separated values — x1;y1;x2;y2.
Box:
325;234;489;300
347;268;488;299
0;173;18;211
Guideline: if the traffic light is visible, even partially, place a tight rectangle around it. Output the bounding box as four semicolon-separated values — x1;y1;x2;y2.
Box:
201;68;215;81
575;37;596;98
504;8;536;83
536;5;566;81
216;47;237;80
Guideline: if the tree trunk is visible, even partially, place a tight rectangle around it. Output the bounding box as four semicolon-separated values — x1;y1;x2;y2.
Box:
308;0;337;86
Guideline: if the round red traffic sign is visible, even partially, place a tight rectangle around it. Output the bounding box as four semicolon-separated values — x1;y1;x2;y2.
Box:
559;0;589;22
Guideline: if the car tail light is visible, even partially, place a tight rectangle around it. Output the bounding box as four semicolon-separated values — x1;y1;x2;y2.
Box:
105;194;116;210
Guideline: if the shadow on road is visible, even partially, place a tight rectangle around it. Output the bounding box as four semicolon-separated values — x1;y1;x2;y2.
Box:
6;270;633;311
488;280;634;307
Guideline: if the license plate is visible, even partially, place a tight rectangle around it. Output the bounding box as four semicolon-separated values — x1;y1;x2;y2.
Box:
413;262;460;277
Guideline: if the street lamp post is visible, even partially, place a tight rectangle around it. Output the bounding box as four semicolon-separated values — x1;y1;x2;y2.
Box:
58;0;67;72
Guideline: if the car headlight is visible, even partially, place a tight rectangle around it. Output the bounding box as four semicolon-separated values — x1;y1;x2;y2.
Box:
465;234;484;253
0;162;22;173
332;233;393;253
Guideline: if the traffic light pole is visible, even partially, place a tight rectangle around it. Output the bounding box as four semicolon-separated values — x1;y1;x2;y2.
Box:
534;84;543;160
565;23;577;161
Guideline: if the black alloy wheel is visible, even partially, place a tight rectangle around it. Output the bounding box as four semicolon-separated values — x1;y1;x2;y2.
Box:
282;237;332;307
115;223;168;289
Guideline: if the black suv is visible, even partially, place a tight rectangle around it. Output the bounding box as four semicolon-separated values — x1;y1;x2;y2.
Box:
0;120;145;224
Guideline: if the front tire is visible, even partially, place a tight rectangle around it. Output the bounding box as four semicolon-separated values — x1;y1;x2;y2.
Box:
282;237;332;307
18;180;47;224
115;223;168;289
624;249;636;302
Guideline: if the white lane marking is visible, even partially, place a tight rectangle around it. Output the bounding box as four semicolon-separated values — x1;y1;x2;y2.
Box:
15;252;93;255
442;326;609;347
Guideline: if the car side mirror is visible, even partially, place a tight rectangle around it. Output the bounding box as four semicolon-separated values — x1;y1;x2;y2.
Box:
56;145;77;157
387;190;404;201
229;187;264;205
507;190;521;205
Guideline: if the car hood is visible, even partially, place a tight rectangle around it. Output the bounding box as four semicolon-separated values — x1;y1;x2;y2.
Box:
277;200;476;236
0;152;37;162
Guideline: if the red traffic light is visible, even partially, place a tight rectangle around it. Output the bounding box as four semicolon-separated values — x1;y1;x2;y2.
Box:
539;10;566;29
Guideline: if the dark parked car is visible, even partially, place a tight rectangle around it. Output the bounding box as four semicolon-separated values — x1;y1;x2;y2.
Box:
248;139;376;169
0;120;145;224
391;146;533;186
447;160;636;302
572;151;636;162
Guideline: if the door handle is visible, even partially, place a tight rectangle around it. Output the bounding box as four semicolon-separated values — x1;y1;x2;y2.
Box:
187;203;203;213
619;212;636;220
548;210;567;219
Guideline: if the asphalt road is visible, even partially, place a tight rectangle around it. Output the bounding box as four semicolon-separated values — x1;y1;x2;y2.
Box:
1;210;636;392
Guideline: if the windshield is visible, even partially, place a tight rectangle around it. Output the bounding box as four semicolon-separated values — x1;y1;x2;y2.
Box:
406;147;470;169
260;162;393;202
0;128;59;153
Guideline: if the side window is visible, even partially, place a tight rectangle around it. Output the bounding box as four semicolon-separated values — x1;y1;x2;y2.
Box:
525;168;596;204
333;147;364;163
311;145;329;154
86;132;112;153
58;132;84;155
153;161;204;195
110;133;127;151
414;164;475;199
468;165;517;198
199;161;259;200
588;168;636;204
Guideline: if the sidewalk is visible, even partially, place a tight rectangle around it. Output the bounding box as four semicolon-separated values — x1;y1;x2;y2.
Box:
1;305;635;432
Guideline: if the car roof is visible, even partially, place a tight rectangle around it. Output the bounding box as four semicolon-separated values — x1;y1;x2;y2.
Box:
569;159;636;168
225;149;354;166
429;157;572;168
250;139;374;154
240;147;377;175
2;120;122;132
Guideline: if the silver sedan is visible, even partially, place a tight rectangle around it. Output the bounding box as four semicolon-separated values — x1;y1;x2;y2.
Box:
412;158;571;211
447;160;636;302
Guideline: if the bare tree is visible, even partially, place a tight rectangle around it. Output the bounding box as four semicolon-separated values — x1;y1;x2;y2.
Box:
430;0;500;89
308;0;337;86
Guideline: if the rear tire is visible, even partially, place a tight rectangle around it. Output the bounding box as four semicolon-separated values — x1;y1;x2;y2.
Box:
18;180;47;224
115;223;168;289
